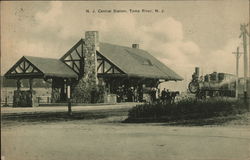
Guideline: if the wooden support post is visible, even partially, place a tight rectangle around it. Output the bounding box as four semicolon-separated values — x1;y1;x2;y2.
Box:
5;97;8;107
29;78;34;107
67;79;72;115
60;80;66;102
29;78;33;91
17;79;21;91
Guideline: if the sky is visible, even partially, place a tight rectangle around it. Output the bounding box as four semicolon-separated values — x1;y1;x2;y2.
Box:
1;0;249;91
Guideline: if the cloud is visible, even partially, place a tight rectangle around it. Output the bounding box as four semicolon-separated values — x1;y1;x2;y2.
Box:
15;40;59;58
33;1;200;75
132;17;201;78
34;1;109;39
1;39;66;74
144;17;184;42
35;1;63;30
203;38;242;75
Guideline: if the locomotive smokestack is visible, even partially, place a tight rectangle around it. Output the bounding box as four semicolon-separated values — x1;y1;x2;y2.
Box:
195;67;200;77
132;44;139;49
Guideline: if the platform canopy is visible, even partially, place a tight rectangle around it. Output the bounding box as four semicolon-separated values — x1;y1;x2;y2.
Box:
4;56;78;79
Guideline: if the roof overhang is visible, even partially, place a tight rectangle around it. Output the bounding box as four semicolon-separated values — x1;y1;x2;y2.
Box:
4;56;78;79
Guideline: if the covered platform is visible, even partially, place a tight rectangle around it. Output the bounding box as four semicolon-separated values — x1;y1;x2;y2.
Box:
4;56;77;107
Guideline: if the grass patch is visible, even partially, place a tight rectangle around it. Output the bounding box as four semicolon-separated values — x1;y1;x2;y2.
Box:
124;98;249;123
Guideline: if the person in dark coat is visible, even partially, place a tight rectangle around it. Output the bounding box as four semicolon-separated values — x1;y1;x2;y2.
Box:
127;87;134;102
166;89;171;104
151;88;157;103
161;88;167;103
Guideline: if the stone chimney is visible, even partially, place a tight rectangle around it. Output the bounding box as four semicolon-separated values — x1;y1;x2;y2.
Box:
132;44;139;49
71;31;100;103
84;31;98;85
85;31;99;51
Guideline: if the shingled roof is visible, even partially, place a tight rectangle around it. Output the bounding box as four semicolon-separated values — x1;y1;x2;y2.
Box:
5;56;78;79
98;42;183;80
25;56;78;78
5;41;183;81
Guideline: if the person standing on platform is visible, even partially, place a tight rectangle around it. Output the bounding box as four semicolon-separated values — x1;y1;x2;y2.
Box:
161;88;167;104
166;89;171;104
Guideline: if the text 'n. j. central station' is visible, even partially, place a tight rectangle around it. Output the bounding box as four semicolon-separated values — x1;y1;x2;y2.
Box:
85;9;165;14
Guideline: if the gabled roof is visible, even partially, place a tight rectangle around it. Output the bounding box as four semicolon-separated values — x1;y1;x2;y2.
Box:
5;56;78;79
59;38;182;80
98;42;183;80
5;40;182;81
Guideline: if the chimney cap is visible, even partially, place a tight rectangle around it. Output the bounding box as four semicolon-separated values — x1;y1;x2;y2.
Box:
85;31;99;33
132;44;139;49
85;31;99;37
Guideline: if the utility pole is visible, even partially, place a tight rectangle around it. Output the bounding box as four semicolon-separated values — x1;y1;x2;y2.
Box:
232;47;243;99
239;23;249;103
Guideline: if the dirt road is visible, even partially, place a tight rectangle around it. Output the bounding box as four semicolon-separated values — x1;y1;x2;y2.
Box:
1;104;250;160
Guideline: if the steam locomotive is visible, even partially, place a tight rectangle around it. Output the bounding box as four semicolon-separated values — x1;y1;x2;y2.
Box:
188;67;236;98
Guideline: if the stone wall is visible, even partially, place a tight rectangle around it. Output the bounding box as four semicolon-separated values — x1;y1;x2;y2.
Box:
13;90;37;107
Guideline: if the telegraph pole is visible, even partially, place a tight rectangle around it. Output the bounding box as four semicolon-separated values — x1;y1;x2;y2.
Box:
239;23;249;103
232;47;243;99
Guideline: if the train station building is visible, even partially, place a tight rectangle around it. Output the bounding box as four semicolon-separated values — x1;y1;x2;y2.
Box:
4;31;183;107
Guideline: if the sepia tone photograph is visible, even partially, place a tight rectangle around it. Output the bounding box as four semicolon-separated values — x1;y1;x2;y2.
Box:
1;0;250;160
